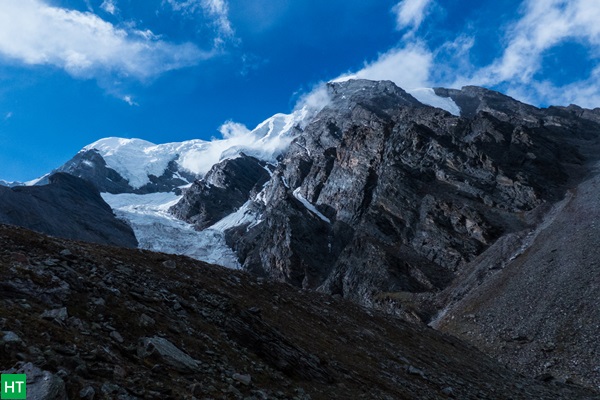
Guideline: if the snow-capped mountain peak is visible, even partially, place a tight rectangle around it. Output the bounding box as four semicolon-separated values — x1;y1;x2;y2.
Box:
82;106;315;191
83;137;191;189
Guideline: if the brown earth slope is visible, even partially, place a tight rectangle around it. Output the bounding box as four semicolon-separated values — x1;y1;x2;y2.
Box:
434;160;600;391
1;224;598;399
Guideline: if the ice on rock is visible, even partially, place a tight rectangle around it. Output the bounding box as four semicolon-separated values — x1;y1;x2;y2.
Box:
408;88;461;116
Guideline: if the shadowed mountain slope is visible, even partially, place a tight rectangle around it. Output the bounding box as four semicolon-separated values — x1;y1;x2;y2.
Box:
0;173;137;248
433;160;600;390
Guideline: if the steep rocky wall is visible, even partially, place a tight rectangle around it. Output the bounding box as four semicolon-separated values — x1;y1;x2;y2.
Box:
221;80;599;314
170;155;271;230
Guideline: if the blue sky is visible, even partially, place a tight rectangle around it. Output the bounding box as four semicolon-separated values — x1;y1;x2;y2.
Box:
0;0;599;182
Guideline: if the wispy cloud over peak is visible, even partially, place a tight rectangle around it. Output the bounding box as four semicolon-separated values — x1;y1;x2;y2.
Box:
392;0;432;32
219;120;251;139
453;0;600;107
100;0;118;15
0;0;208;81
295;84;331;114
165;0;235;47
333;42;433;90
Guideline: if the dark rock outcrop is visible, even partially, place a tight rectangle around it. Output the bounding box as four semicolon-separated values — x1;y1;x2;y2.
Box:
0;173;137;248
433;86;540;119
137;336;201;373
1;224;597;399
170;154;271;230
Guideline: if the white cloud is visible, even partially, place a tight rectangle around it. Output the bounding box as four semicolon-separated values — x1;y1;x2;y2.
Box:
83;0;93;12
100;0;118;15
179;114;299;175
219;121;250;139
333;43;433;90
451;0;600;106
302;0;600;109
122;95;138;106
315;0;600;109
295;84;331;114
504;67;600;109
4;112;13;121
165;0;201;13
201;0;234;38
392;0;432;31
0;0;208;80
285;45;433;131
165;0;234;46
178;121;254;174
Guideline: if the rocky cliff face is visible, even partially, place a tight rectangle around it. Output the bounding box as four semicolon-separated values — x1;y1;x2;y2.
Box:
191;80;597;308
1;224;597;399
0;173;137;248
170;154;271;230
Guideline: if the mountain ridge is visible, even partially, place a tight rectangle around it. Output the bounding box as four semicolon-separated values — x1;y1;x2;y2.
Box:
28;104;318;195
222;79;597;293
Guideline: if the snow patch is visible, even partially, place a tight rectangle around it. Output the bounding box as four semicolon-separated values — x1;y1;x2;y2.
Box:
261;164;274;177
86;138;206;189
24;174;49;186
209;201;262;231
408;88;461;116
0;179;21;187
292;187;330;223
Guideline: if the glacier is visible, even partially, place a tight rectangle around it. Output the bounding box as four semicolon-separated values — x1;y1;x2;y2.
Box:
102;192;243;269
92;105;320;268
